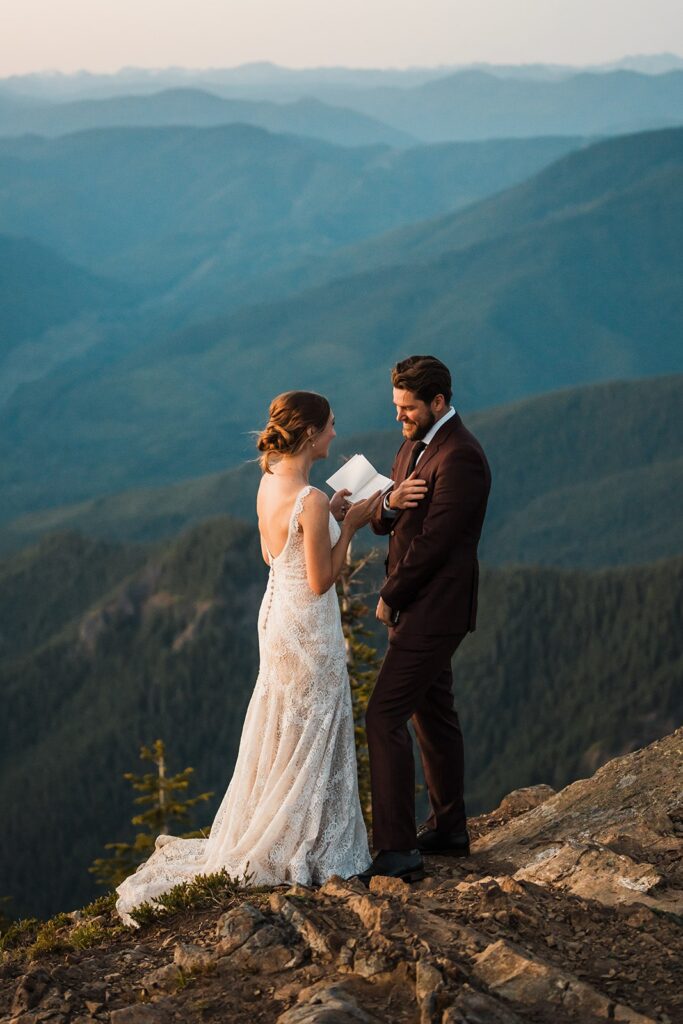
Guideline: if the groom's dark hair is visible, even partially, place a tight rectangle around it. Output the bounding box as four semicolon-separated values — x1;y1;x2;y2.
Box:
391;355;452;405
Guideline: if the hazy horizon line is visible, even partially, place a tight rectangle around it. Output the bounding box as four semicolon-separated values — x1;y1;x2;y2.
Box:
3;50;683;80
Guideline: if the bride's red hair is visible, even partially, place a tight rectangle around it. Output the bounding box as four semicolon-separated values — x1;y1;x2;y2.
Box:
256;391;331;473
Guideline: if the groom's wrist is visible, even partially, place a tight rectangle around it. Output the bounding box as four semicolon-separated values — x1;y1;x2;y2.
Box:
383;491;398;516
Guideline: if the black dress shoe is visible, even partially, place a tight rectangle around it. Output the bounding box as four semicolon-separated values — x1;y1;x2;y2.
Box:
416;823;471;856
356;848;425;886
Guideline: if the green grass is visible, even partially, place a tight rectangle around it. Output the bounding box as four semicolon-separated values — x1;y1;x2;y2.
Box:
126;867;259;928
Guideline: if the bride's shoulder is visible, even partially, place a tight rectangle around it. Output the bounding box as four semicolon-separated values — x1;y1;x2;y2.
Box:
297;486;329;520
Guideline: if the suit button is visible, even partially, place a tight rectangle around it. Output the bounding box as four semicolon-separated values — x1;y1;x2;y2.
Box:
390;530;395;536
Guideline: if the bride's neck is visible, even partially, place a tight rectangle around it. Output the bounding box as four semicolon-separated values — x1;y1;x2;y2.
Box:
272;451;313;483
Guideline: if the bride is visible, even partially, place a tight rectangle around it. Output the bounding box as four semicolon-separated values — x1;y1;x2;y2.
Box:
115;390;380;926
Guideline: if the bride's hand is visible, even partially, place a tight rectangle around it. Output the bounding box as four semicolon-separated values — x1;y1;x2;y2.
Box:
344;490;383;532
329;488;352;522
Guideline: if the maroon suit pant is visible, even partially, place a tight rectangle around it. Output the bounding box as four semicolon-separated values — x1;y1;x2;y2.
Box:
365;632;467;851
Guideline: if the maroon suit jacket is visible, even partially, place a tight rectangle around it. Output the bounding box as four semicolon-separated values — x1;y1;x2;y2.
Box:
371;412;491;646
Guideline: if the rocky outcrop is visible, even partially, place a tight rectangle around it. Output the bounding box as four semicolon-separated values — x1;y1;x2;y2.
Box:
1;729;681;1023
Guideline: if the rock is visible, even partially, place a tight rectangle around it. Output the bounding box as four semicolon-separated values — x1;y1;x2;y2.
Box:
472;939;657;1022
415;959;443;1002
11;966;51;1014
455;875;502;896
494;876;527;897
345;893;398;933
271;965;327;1003
277;982;372;1023
352;949;395;978
612;1008;660;1023
318;876;367;899
443;984;526;1023
496;785;556;818
215;902;266;955
473;938;610;1016
368;875;411;900
109;1004;172;1023
173;940;215;972
286;884;315;897
415;958;444;1023
225;923;303;974
403;904;486;953
513;841;667;909
138;963;182;994
271;893;343;955
473;730;683;894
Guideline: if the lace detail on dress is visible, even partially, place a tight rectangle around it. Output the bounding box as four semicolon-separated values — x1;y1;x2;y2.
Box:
290;484;311;535
115;484;370;927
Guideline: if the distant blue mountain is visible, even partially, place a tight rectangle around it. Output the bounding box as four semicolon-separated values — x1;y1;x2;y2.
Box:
0;127;680;519
0;87;415;148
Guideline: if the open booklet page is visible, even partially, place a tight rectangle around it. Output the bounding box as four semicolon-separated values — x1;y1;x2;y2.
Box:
326;453;393;502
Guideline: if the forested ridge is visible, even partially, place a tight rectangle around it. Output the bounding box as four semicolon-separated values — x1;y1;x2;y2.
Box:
3;374;680;570
1;521;680;920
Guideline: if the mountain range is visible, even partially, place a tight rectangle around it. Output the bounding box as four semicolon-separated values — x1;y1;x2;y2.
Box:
0;88;415;148
0;127;584;304
1;125;679;519
336;69;683;142
2;63;683;141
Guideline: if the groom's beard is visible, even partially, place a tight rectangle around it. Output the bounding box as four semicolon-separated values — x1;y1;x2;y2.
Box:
404;409;436;441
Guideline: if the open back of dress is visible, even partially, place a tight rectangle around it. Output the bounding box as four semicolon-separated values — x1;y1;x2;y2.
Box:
115;485;370;926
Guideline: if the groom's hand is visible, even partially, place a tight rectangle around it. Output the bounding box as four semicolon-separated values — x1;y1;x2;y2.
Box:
388;472;428;510
376;596;395;626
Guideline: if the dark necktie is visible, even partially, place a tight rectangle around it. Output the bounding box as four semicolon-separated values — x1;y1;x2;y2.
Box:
406;440;427;476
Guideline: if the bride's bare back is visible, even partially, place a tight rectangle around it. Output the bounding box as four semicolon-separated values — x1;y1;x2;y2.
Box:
257;476;308;562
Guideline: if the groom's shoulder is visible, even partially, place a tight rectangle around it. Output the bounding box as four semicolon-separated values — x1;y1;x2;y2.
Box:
442;417;489;464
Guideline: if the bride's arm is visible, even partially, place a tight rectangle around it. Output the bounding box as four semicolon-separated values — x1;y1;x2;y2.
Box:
300;488;381;595
300;489;355;595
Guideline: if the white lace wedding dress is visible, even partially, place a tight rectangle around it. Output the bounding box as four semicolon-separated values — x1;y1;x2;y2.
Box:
115;485;371;926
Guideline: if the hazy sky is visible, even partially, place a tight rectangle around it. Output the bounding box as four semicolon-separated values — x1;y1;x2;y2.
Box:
2;0;682;76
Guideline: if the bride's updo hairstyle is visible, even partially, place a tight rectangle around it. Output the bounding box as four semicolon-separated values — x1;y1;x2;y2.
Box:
257;390;331;473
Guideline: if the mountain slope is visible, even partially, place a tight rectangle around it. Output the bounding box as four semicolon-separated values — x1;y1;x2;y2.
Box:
0;126;583;304
0;233;129;356
2;375;680;570
2;139;678;516
0;127;680;520
277;125;683;291
0;520;680;920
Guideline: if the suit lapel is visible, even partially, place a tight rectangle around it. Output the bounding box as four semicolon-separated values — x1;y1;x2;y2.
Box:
408;413;461;477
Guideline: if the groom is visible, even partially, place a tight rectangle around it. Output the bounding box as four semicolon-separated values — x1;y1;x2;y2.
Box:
359;355;491;884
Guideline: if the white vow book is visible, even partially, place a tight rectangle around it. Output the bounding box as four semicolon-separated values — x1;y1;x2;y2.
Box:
326;454;393;503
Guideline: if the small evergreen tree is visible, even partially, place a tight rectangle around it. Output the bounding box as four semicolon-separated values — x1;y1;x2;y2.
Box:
337;543;382;832
89;739;213;888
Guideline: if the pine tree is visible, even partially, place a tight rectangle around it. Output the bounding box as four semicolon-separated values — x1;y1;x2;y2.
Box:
337;542;382;832
89;739;213;889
